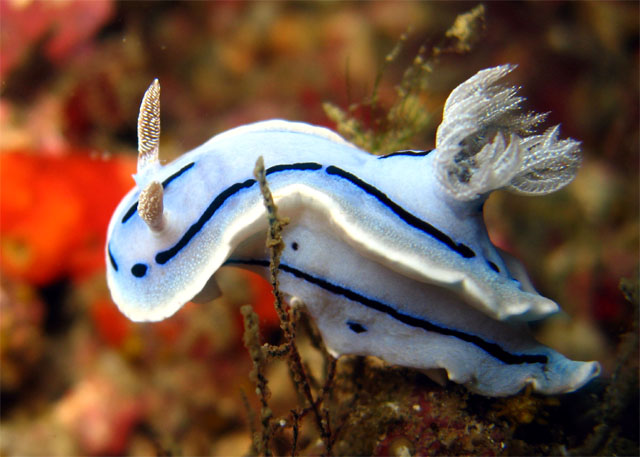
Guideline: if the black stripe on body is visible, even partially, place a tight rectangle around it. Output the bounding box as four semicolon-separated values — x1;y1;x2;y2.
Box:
122;203;137;224
266;162;322;174
156;178;255;264
325;166;475;258
153;161;475;265
108;244;118;271
163;162;196;187
379;149;433;159
155;163;322;264
226;258;548;366
122;162;196;223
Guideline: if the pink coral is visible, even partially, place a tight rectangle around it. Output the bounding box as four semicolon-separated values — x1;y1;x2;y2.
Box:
0;0;113;78
55;375;144;456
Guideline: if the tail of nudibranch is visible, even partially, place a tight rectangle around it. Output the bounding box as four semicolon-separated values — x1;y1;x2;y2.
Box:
434;65;581;201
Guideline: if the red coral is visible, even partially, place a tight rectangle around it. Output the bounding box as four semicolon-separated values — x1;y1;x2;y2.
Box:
235;269;281;331
90;298;133;348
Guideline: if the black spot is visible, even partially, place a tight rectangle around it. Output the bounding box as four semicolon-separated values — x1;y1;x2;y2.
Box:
291;242;299;251
347;321;367;334
487;261;500;273
131;263;148;277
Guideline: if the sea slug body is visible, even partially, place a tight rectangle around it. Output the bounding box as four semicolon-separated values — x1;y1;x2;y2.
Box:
105;66;600;396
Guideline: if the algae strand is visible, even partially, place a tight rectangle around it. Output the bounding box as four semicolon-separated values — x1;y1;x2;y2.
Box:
239;157;336;456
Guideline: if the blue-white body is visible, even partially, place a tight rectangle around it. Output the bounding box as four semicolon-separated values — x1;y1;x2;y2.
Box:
106;66;599;396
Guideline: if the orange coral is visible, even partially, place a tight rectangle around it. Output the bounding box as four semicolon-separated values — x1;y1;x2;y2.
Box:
90;298;133;349
237;269;281;330
0;150;135;285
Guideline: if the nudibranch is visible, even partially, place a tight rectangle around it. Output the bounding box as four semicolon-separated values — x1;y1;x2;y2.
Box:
106;66;600;396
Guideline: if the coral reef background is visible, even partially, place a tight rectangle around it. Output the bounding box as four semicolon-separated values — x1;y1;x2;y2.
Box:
0;2;637;455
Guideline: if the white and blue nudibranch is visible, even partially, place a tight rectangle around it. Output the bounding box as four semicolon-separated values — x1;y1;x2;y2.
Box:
106;66;600;396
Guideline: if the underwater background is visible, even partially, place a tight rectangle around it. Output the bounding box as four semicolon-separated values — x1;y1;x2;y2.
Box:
0;1;638;455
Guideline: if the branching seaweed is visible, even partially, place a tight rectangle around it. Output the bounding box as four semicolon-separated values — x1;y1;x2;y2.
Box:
240;157;337;456
323;4;486;155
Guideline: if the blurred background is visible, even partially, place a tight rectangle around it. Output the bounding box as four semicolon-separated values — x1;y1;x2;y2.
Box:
0;1;638;455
